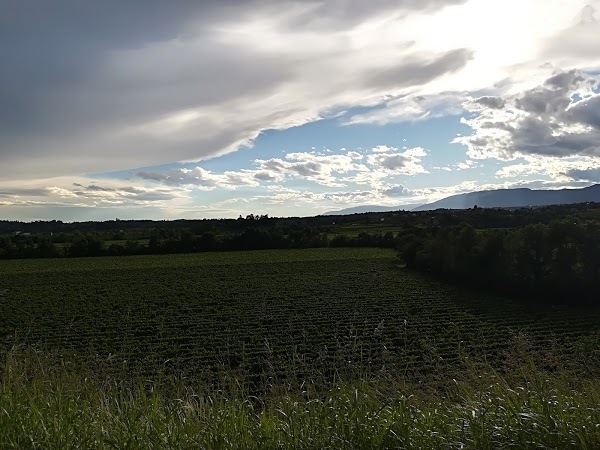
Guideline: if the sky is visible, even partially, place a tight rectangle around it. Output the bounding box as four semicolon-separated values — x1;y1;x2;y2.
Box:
1;0;600;221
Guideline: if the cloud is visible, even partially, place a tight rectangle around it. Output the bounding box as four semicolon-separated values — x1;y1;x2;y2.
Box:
382;185;413;197
193;146;430;191
0;0;473;181
362;49;473;92
542;3;600;68
562;167;600;182
277;0;466;30
345;1;600;127
53;184;186;205
136;167;265;189
0;177;190;210
139;152;366;189
255;151;368;187
370;145;394;153
455;70;600;160
496;154;600;183
3;0;600;221
456;160;477;170
132;145;429;192
263;187;375;206
347;91;467;124
472;96;505;109
0;188;50;198
367;147;428;174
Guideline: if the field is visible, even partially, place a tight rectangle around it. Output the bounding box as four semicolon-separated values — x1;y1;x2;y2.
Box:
1;248;600;448
1;248;599;392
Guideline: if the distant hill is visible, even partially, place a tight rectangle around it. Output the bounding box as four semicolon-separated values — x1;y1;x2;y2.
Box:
414;184;600;211
323;204;422;216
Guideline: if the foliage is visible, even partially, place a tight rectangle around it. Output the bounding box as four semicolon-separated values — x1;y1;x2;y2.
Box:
399;219;600;305
1;346;599;449
0;227;398;259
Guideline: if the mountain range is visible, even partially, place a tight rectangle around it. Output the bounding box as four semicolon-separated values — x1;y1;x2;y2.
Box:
414;184;600;211
323;185;600;215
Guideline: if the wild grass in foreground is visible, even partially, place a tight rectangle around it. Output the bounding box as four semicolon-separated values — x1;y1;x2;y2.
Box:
1;348;598;449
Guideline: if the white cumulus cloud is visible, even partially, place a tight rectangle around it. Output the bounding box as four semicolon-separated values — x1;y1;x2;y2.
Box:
455;70;600;160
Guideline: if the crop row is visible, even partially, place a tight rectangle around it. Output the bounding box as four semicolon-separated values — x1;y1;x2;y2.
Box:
1;250;599;387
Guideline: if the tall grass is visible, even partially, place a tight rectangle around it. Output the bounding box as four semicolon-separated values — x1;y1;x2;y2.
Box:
1;346;598;449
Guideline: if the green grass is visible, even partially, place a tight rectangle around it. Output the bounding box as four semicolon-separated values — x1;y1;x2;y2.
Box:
1;347;599;449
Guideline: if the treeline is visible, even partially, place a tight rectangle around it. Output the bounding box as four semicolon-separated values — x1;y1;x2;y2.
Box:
0;234;61;259
0;228;398;259
398;219;600;305
2;202;600;235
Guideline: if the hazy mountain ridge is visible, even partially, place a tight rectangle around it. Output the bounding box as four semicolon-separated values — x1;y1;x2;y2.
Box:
414;185;600;211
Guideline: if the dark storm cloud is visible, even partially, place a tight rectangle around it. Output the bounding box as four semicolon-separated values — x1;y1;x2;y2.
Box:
0;0;291;136
0;1;213;129
0;0;467;133
0;0;470;181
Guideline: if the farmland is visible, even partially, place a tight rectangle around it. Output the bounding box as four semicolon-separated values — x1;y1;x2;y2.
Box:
1;247;600;448
1;248;598;392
